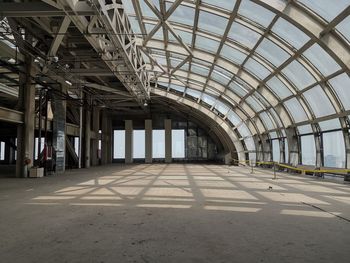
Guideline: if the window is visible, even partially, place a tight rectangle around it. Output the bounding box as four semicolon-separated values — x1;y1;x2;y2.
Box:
284;139;289;163
272;140;280;162
74;137;79;157
152;130;165;158
172;130;185;158
323;131;345;168
0;141;5;160
113;130;125;159
34;138;45;160
301;135;316;165
133;130;145;158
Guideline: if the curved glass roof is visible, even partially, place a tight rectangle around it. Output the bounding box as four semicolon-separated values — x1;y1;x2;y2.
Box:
122;0;350;154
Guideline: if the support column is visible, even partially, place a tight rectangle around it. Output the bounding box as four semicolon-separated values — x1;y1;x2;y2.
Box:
125;120;133;164
165;119;172;163
16;55;35;177
91;107;100;166
101;110;111;165
145;119;152;163
84;108;91;168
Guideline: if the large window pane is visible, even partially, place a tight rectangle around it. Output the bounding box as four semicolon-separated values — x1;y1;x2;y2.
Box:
172;130;185;158
113;130;125;159
328;73;350;110
284;98;308;123
272;140;280;162
303;85;335;117
202;0;236;11
323;131;345;168
301;135;316;165
256;38;290;67
282;60;315;90
239;0;275;28
228;22;260;49
298;0;349;22
266;76;293;99
198;11;228;35
133;130;145;158
153;130;165;158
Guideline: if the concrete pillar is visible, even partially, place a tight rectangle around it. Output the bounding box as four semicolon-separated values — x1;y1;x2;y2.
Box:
16;55;35;177
125;120;133;164
84;108;91;168
91;107;100;166
101;111;111;165
285;127;299;166
165;119;172;163
145;119;152;163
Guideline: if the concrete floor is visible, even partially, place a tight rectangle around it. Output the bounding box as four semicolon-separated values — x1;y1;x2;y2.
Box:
0;164;349;263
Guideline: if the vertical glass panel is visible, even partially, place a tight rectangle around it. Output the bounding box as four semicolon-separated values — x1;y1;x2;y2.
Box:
303;85;335;117
318;119;341;131
202;0;236;10
0;141;5;160
74;137;79;157
301;135;316;165
284;98;308;122
284;139;289;163
298;0;349;22
272;18;310;49
195;35;220;53
256;38;290;67
244;137;255;151
228;22;260;49
323;131;345;168
198;11;228;35
133;130;145;158
113;130;125;159
167;4;194;26
152;130;165;158
239;0;275;27
244;58;271;80
303;44;341;76
34;138;45;160
328;73;350;110
272;140;280;162
172;130;185;158
336;16;350;43
220;44;247;65
282;61;315;90
266;76;292;99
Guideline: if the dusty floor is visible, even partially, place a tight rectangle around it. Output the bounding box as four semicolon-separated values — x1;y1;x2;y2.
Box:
0;164;349;263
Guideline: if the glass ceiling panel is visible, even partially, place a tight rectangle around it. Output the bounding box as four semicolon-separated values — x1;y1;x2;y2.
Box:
303;85;335;118
211;70;231;86
269;109;283;127
328;73;350;110
237;123;252;138
272;18;310;49
260;112;275;130
122;0;135;14
228;22;260;49
220;44;247;65
201;0;236;11
169;83;185;92
195;35;220;53
226;110;242;126
281;60;316;90
246;96;264;112
266;76;293;99
297;0;350;22
244;58;271;80
284;98;308;123
336;16;350;43
139;0;159;19
238;0;275;28
244;137;255;151
191;63;210;77
229;81;249;97
169;29;193;46
198;10;228;35
255;38;290;67
167;4;195;26
215;101;230;115
254;91;270;108
201;94;216;106
128;17;141;34
186;88;201;99
318;119;341;131
303;44;341;76
298;124;313;134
